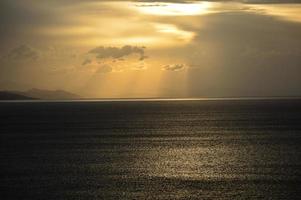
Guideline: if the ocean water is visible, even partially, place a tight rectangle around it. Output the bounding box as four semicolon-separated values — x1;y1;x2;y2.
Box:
0;99;301;199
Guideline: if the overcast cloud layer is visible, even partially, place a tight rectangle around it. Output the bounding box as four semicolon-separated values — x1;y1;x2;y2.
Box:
0;0;301;98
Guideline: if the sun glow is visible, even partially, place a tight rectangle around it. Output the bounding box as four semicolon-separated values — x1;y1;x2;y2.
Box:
248;4;301;23
133;2;212;16
155;23;195;42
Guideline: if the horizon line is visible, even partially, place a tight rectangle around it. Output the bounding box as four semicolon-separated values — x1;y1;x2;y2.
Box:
1;96;301;103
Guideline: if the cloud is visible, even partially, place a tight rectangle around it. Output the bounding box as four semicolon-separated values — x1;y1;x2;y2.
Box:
82;58;92;66
96;65;113;73
179;11;301;97
240;0;301;3
137;0;301;3
5;45;40;61
139;55;149;61
131;62;148;71
163;64;186;71
88;45;146;61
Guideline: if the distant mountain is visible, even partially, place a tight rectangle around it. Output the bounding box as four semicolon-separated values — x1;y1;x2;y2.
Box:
0;89;81;100
23;88;81;100
0;91;37;100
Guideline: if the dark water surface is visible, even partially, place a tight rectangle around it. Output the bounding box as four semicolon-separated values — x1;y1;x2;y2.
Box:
1;100;301;199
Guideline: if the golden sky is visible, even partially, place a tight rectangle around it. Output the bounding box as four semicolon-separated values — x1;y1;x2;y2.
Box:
0;0;301;98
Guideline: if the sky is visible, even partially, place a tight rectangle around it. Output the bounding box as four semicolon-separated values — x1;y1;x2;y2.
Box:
0;0;301;98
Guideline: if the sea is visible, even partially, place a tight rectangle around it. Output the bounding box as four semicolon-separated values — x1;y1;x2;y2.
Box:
0;99;301;199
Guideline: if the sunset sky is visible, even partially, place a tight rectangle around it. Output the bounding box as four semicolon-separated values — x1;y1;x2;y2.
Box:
0;0;301;98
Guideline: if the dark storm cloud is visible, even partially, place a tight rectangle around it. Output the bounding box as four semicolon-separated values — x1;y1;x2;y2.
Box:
0;1;68;29
182;12;301;97
0;0;75;53
0;0;299;47
89;45;146;61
